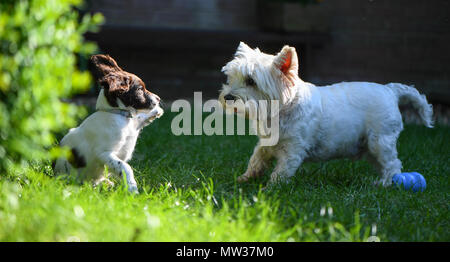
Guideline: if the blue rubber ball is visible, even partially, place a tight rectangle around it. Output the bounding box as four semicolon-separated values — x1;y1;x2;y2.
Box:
392;172;426;192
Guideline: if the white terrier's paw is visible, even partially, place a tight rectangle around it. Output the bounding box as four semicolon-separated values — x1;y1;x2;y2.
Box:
238;170;264;183
237;174;250;183
267;174;292;188
374;178;393;187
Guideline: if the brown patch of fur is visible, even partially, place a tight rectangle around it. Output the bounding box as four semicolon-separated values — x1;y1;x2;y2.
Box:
91;54;156;109
90;54;122;77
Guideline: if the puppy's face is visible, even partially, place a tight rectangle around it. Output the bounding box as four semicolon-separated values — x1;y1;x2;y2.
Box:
91;54;160;112
219;42;299;116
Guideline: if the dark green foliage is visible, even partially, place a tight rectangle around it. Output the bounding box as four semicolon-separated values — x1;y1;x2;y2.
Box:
0;0;103;175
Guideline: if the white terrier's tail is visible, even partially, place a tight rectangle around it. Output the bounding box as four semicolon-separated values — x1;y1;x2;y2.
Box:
387;83;434;128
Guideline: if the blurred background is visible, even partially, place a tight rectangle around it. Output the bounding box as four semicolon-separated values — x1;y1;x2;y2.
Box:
82;0;449;117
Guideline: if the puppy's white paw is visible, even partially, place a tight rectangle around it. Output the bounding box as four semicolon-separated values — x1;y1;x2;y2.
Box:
147;106;164;121
94;177;115;188
128;184;139;194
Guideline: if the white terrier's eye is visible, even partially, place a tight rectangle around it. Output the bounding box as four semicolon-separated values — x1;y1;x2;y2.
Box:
245;77;256;87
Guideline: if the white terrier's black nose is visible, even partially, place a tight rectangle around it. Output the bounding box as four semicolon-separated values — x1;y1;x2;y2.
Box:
224;94;235;101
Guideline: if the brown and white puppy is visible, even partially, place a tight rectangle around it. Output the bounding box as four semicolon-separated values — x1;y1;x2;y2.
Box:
54;54;163;193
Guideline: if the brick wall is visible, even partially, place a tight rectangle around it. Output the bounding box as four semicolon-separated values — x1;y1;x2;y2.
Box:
86;0;450;104
88;0;259;31
283;0;450;104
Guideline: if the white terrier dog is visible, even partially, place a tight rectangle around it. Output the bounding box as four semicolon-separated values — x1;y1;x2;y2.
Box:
54;55;163;193
219;42;433;187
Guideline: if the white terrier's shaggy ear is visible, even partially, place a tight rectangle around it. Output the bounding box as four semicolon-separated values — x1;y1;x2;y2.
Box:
274;46;299;75
235;41;254;56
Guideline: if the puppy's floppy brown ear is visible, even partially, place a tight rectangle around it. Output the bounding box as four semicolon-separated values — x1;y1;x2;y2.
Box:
90;54;122;77
99;74;131;107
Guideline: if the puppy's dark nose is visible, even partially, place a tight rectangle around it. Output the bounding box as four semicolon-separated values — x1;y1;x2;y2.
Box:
224;94;235;101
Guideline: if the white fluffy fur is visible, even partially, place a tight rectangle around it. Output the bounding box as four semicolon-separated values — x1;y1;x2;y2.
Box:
54;89;163;193
219;42;433;187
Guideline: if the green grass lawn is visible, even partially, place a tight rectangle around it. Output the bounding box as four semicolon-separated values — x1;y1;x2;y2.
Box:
0;111;449;241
